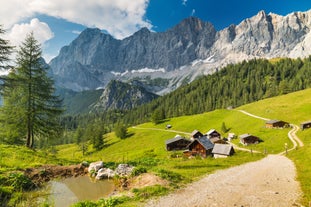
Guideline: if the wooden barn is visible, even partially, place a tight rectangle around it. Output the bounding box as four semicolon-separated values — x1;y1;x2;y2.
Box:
206;129;226;144
212;144;235;158
184;136;214;158
206;129;221;139
239;134;260;145
301;121;311;130
165;135;191;151
265;120;289;128
191;130;203;139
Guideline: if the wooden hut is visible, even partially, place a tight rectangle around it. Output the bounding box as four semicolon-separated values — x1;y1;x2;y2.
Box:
212;144;235;158
206;129;221;139
165;135;191;151
300;121;311;130
184;136;214;158
265;120;289;128
191;130;203;139
206;129;226;144
239;134;260;146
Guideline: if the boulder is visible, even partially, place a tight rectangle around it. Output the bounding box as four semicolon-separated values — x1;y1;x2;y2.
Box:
88;161;104;173
115;164;135;176
96;168;115;180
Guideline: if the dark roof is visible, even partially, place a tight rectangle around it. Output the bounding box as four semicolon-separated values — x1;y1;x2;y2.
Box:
165;136;187;145
212;144;234;155
206;129;218;135
191;130;202;136
301;121;311;125
239;133;252;139
191;136;214;150
266;120;280;124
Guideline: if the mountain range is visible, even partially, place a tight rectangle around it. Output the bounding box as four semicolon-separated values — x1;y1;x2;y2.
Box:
49;10;311;111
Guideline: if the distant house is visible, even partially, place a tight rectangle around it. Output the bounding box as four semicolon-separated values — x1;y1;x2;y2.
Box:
191;130;203;139
184;136;214;158
212;144;235;158
265;120;289;128
239;134;260;145
206;129;221;139
165;135;191;151
206;129;226;144
300;121;311;130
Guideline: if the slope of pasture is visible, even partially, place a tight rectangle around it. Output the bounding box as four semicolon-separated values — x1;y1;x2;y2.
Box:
239;88;311;204
56;108;292;184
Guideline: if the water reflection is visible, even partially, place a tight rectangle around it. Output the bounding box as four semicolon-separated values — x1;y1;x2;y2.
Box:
28;176;115;207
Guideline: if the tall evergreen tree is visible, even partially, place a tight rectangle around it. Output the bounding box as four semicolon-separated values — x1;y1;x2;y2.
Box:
0;25;13;70
0;33;63;148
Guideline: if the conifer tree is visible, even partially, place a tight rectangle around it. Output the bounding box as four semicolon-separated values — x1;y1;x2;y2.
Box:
0;33;63;148
0;25;13;70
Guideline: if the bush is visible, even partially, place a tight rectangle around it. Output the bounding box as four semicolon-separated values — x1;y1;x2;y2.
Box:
7;172;35;191
114;123;127;139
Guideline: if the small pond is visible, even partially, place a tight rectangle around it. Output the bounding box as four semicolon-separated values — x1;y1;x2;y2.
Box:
25;176;115;207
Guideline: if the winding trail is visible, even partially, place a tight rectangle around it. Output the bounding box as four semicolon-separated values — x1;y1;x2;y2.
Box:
142;110;304;207
237;109;304;154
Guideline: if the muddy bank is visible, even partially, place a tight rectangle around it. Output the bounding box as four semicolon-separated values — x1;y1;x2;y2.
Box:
23;164;88;186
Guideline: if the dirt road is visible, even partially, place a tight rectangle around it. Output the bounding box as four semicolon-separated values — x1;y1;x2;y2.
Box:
145;155;302;207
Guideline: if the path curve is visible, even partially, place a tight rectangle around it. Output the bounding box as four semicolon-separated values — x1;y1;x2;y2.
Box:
145;155;302;207
236;110;304;154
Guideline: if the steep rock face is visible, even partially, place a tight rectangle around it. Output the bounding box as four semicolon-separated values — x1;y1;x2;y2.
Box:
91;80;158;111
50;10;311;93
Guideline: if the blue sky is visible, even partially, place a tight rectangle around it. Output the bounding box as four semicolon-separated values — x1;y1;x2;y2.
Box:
1;0;311;62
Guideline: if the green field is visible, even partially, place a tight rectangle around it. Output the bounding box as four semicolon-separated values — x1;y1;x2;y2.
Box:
2;88;311;206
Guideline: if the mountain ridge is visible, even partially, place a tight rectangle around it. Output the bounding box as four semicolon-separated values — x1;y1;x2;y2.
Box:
50;9;311;94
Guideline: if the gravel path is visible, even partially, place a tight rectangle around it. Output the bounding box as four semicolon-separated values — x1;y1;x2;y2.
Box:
145;155;302;207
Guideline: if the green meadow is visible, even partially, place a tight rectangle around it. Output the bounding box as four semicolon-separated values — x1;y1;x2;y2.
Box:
2;88;311;205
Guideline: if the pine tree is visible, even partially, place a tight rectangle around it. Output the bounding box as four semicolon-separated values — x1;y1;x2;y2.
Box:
0;33;63;148
0;25;13;70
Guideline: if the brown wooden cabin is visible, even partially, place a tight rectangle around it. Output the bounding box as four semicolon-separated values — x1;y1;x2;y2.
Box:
301;121;311;130
212;144;235;158
239;134;260;146
165;135;191;151
184;136;214;158
191;130;203;139
206;129;221;139
265;120;289;128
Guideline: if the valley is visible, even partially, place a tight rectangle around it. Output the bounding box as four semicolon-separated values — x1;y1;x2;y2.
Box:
1;88;311;206
1;5;311;207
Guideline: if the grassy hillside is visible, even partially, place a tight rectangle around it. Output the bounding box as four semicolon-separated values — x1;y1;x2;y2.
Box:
239;88;311;203
2;88;311;205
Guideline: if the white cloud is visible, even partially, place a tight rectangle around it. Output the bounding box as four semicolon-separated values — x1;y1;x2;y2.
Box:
0;0;152;39
72;30;81;35
6;18;54;48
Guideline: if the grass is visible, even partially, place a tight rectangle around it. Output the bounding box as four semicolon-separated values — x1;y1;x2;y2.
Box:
3;88;311;206
239;88;311;205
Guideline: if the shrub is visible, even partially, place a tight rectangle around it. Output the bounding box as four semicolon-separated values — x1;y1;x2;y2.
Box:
7;172;35;191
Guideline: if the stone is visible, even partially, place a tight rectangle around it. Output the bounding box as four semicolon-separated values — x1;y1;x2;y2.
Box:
115;164;135;176
95;168;115;180
88;161;104;173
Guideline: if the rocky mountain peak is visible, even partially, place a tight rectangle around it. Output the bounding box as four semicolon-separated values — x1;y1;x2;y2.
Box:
50;9;311;95
91;80;158;111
